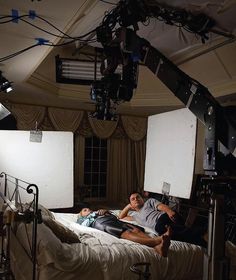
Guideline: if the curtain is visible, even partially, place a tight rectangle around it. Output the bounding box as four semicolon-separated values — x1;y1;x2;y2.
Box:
7;102;148;206
88;114;119;138
121;115;147;141
39;112;54;131
107;138;138;205
74;134;85;201
134;139;146;192
48;107;84;132
9;103;46;130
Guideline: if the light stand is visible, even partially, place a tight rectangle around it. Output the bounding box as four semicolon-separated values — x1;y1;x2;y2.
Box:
201;178;231;280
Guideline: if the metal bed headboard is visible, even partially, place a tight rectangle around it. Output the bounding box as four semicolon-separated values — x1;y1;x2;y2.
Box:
0;172;41;280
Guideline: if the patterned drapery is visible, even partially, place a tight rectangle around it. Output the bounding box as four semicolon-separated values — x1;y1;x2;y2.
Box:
121;115;147;141
7;102;147;205
9;103;46;130
88;113;119;139
48;107;84;132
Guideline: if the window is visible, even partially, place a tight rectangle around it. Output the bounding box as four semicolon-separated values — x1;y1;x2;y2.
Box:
84;136;107;198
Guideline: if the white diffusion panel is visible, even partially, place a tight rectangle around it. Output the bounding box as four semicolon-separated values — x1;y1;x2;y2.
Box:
0;131;73;208
144;108;197;199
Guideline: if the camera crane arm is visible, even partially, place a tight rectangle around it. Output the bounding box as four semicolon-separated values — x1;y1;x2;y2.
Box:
127;30;236;174
114;27;236;165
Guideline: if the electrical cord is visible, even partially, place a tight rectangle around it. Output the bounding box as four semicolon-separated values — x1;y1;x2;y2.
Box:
0;12;99;62
44;37;97;47
0;37;98;63
30;13;73;39
100;0;117;5
0;44;39;63
19;18;73;39
0;1;229;63
0;14;29;24
0;13;97;40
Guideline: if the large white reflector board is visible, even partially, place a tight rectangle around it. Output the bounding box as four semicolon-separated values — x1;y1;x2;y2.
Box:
144;108;197;199
0;131;73;208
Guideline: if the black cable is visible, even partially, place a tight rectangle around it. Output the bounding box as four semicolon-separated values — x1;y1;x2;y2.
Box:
0;13;97;41
20;18;73;39
0;14;29;24
33;14;73;38
74;26;98;39
0;36;98;63
44;37;97;47
0;44;39;63
0;14;73;40
100;0;117;5
31;13;97;40
0;2;216;63
0;11;99;62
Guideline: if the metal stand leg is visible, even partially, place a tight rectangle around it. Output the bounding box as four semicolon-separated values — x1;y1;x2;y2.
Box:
203;194;230;280
0;212;5;270
0;212;14;280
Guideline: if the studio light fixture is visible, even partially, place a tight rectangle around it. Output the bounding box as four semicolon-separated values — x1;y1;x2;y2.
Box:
0;71;13;93
56;55;102;85
55;55;122;85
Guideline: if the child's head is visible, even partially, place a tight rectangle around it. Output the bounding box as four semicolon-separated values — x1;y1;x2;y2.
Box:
79;207;92;217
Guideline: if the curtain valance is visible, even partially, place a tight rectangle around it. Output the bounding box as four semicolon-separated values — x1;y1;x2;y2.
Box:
8;103;147;140
88;113;119;139
48;107;84;132
121;115;147;141
9;103;46;130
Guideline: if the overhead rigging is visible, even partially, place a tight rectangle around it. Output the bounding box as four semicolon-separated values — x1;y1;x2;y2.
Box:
89;0;235;120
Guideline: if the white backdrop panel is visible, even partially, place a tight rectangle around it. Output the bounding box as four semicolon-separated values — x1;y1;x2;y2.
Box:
0;131;73;208
144;108;197;199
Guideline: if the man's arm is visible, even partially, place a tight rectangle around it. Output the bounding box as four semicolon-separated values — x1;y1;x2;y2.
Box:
118;204;134;221
157;203;177;222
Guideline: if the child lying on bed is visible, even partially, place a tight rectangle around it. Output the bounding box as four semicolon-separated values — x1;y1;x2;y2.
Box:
77;208;171;257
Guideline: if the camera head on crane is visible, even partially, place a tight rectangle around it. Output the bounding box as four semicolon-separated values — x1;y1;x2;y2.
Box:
90;0;215;120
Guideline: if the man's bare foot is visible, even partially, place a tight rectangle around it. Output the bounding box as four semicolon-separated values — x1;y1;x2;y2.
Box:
154;235;170;257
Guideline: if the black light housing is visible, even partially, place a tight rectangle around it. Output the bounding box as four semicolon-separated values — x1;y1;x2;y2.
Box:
0;71;13;93
0;103;11;121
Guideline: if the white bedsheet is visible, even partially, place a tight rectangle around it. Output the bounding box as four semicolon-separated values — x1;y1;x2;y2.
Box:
53;212;204;280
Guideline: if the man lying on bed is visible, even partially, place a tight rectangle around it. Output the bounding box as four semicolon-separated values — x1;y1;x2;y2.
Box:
119;191;207;247
77;207;171;257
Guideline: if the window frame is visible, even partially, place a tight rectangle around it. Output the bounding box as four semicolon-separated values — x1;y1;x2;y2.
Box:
83;136;107;200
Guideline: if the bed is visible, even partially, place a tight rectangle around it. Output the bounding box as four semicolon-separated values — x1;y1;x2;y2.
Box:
1;173;235;280
8;206;236;280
